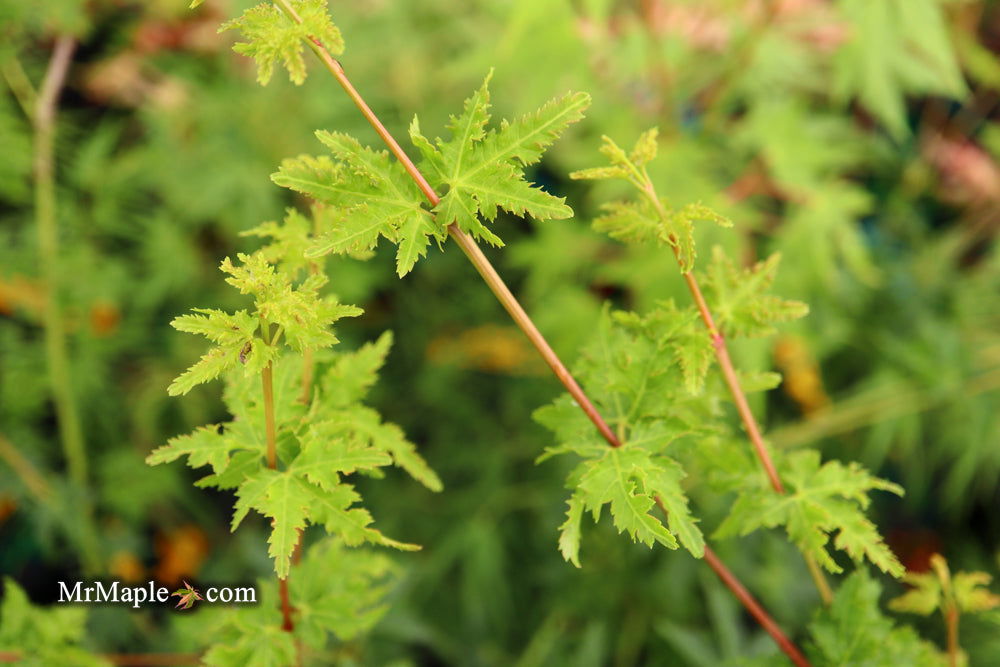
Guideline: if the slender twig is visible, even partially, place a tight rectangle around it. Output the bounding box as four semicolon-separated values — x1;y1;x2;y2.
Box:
34;35;102;576
702;545;810;666
271;6;811;663
639;182;833;605
258;322;297;641
262;362;278;469
945;606;959;667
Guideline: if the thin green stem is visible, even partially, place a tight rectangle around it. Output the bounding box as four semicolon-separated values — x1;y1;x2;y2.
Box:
262;362;278;469
34;35;102;575
272;7;811;663
804;549;833;606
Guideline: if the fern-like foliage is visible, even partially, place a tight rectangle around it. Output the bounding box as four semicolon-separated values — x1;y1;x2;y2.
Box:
192;540;396;666
701;247;809;338
546;128;901;585
151;252;440;578
889;553;1000;617
806;570;945;666
273;133;439;276
535;307;710;566
715;450;904;577
220;0;343;85
408;72;590;245
571;129;731;273
0;579;110;667
272;75;588;274
166;252;360;396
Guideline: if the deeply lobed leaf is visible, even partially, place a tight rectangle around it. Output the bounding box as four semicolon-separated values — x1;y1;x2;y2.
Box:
221;0;343;86
807;570;945;666
715;449;904;577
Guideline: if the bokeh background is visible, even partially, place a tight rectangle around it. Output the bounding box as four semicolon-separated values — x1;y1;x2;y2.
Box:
2;0;1000;664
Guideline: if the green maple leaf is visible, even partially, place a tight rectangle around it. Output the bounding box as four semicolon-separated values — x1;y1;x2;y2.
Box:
146;424;258;475
715;449;904;577
617;300;715;395
201;620;297;667
221;253;362;351
272;136;440;277
167;309;262;396
807;570;945;666
833;0;965;139
325;405;443;492
0;578;110;667
699;246;808;338
559;444;702;567
166;253;361;396
232;469;314;579
290;540;397;649
301;481;417;552
241;208;316;278
571;130;731;272
409;72;590;245
273;74;587;271
220;0;343;86
319;331;393;407
293;421;393;487
890;553;1000;617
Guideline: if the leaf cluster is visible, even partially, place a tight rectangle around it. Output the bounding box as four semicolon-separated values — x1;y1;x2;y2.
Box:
220;0;344;86
716;450;904;577
889;553;1000;617
0;579;109;667
166;251;361;396
273;75;589;274
194;540;396;666
151;332;440;578
806;570;945;666
571;129;732;273
535;307;714;566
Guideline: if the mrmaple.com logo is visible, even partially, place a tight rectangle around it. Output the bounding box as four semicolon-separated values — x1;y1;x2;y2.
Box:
57;580;256;610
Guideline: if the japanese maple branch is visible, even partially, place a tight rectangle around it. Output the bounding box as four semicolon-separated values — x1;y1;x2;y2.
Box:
638;182;833;605
271;4;810;663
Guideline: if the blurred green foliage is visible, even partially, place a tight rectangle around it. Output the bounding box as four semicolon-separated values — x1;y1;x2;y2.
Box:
3;0;1000;664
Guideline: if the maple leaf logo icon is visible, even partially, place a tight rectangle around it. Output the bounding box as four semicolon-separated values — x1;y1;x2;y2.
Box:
171;581;203;610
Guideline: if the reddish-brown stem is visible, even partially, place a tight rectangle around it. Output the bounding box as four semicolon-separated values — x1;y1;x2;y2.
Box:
448;228;622;448
279;577;295;633
651;196;831;603
946;606;959;667
261;356;296;637
683;272;784;494
274;6;810;663
702;546;811;667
